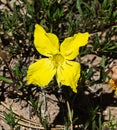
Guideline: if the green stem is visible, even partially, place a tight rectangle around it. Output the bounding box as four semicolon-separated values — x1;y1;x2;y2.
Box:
67;100;73;130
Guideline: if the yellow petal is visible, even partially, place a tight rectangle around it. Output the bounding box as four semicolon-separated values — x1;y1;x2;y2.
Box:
27;58;56;87
109;79;117;90
109;79;117;95
115;90;117;95
56;61;81;93
60;32;89;60
34;24;59;57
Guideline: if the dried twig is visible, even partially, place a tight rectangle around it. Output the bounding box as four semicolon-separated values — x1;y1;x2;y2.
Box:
0;102;64;130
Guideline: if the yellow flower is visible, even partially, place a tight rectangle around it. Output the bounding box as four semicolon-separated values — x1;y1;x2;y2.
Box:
27;24;89;93
109;79;117;95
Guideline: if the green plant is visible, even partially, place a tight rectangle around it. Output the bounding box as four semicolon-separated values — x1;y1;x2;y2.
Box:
104;110;117;130
3;107;20;130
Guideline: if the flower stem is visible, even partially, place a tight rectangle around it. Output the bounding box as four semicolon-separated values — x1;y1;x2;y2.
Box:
66;100;73;130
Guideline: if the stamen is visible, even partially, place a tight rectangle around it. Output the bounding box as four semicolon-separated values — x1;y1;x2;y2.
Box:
52;54;64;68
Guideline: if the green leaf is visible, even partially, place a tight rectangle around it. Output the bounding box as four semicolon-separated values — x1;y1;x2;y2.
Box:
102;0;107;9
0;76;13;83
101;56;106;68
76;0;83;17
87;67;93;80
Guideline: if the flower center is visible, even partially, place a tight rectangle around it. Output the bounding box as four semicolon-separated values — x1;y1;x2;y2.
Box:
53;54;64;67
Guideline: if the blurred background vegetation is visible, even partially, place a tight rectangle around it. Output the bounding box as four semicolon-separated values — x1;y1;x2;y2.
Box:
0;0;117;129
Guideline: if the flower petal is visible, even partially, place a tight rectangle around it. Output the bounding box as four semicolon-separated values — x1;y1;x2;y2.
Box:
109;79;117;95
27;58;56;87
60;32;89;60
34;24;59;57
56;61;81;93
